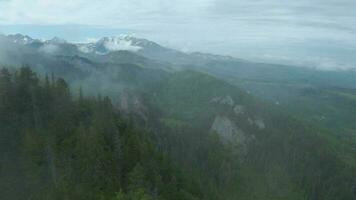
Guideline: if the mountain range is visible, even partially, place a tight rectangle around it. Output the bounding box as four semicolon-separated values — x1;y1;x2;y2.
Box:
1;33;356;200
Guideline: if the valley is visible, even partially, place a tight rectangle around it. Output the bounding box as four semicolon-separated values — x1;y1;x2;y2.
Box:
1;34;356;200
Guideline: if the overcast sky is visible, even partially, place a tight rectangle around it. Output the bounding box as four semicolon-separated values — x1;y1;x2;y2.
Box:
0;0;355;70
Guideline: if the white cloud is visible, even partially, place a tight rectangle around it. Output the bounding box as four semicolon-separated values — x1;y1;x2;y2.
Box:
0;0;356;70
38;43;60;54
82;37;100;43
0;0;213;26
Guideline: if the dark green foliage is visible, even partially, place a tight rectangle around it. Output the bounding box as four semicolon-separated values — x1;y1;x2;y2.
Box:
2;66;356;200
0;67;201;200
2;34;356;200
145;71;356;200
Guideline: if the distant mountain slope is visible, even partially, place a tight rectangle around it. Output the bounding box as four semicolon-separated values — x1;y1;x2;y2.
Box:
145;71;356;200
2;33;356;89
1;34;356;199
2;33;356;140
2;34;356;136
0;67;202;200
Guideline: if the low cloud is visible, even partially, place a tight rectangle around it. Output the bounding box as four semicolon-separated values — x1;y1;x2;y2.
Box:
38;44;60;54
0;0;355;70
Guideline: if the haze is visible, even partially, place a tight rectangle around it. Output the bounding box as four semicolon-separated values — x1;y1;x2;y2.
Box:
0;0;355;70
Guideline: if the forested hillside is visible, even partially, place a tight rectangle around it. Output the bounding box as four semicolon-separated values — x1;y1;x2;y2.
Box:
1;66;356;200
0;67;201;200
1;34;356;200
145;71;356;200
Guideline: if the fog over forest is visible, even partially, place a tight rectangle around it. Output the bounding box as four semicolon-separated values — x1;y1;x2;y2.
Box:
1;1;356;200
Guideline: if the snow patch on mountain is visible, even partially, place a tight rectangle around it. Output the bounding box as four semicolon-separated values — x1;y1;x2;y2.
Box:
77;44;93;54
7;34;36;45
76;35;148;54
102;37;142;52
45;37;67;44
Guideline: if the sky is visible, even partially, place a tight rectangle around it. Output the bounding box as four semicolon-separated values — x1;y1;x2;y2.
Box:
0;0;355;70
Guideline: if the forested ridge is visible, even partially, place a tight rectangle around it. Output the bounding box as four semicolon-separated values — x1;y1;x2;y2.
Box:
0;67;201;200
145;71;356;200
1;65;356;200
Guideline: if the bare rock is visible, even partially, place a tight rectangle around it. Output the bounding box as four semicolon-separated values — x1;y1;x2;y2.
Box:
210;95;234;106
247;117;266;130
233;105;245;116
211;116;254;157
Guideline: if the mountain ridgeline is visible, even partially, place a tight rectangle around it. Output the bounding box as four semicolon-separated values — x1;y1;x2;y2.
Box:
1;34;356;200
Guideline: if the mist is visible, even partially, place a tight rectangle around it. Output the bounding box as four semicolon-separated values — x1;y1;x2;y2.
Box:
0;0;355;70
1;1;356;199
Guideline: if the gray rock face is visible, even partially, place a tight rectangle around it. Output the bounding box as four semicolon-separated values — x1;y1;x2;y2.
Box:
254;119;266;130
119;91;130;111
211;116;246;144
233;105;245;116
210;95;234;106
248;117;266;130
118;90;148;123
210;116;256;158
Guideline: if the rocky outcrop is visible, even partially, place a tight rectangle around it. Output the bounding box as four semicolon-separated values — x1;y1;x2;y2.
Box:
210;95;234;106
248;117;266;130
118;89;148;123
211;116;254;156
254;118;266;129
211;116;246;143
233;105;245;116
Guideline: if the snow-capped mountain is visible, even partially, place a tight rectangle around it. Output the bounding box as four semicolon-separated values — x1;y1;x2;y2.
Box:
4;34;67;46
5;34;37;45
1;34;240;66
76;35;158;54
45;37;67;44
